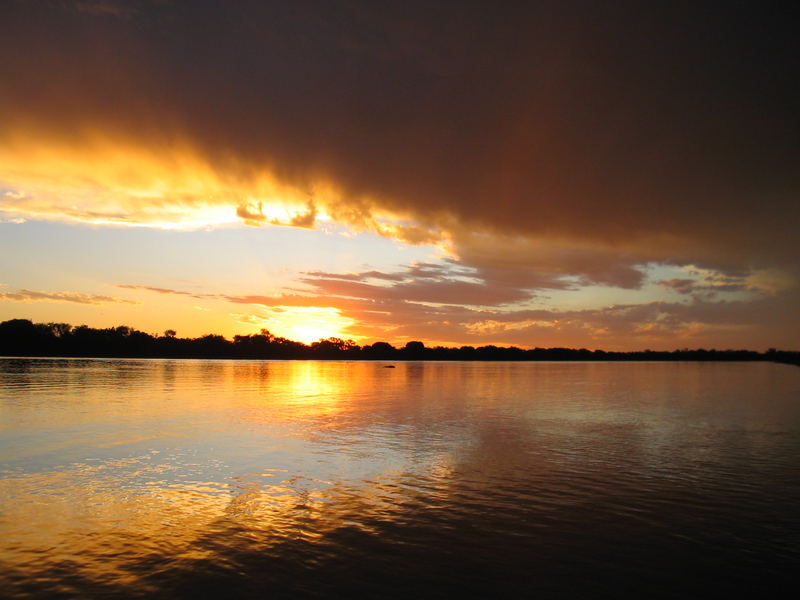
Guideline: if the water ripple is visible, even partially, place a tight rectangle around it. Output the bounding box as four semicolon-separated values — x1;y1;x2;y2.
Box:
1;359;799;598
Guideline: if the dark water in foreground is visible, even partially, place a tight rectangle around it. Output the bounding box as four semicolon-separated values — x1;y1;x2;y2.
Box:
1;359;799;599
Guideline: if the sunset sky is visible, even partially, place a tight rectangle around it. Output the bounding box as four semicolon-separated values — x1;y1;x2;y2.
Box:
1;0;798;349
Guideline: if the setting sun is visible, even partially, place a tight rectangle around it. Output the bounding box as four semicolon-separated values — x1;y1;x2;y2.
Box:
238;306;358;344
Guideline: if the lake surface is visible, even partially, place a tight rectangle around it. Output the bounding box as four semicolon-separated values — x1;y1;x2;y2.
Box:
1;359;799;599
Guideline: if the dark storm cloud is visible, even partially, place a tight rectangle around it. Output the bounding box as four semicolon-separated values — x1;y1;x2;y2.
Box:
2;0;798;273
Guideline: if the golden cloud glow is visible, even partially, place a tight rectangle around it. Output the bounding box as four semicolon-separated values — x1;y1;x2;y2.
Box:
0;130;337;230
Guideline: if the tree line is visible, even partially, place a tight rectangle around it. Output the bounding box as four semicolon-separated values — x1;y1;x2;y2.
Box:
0;319;797;365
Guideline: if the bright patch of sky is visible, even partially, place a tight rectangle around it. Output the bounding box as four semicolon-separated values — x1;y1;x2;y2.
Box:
0;219;438;337
0;219;436;293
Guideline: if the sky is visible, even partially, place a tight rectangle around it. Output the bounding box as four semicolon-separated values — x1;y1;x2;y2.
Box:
1;0;798;350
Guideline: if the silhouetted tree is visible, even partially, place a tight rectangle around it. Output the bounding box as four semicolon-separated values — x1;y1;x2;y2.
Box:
364;341;396;359
0;319;797;365
402;341;426;359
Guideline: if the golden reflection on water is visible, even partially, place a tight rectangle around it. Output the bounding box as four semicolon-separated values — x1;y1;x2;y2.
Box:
1;360;799;598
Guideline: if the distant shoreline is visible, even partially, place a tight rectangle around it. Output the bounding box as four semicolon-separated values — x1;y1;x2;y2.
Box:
2;318;798;366
1;356;798;367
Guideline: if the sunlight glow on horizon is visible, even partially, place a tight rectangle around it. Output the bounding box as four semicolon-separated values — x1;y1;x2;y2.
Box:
234;306;360;345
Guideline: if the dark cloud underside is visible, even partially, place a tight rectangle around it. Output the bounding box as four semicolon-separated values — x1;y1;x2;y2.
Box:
2;0;797;269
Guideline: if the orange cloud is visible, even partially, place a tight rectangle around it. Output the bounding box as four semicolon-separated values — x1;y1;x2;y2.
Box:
116;263;800;350
0;289;138;305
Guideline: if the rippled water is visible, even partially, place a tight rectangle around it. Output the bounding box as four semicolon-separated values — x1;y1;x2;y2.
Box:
1;359;799;598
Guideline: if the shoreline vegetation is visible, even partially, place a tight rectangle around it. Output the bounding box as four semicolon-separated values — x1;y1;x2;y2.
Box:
1;319;798;366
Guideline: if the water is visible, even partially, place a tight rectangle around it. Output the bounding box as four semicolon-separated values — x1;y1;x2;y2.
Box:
1;359;799;599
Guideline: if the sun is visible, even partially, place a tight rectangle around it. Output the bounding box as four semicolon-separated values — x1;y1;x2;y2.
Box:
287;324;339;345
244;306;357;345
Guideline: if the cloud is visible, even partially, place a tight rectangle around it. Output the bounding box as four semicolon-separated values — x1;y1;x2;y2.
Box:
222;289;792;350
298;276;531;307
341;295;798;350
655;268;790;299
116;284;210;299
118;264;800;350
0;288;138;305
657;279;698;294
0;1;796;280
236;199;318;228
302;270;406;283
73;1;140;18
